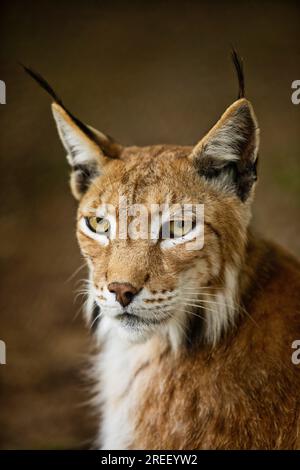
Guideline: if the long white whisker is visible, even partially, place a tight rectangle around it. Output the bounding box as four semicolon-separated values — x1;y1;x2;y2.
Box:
91;312;102;329
181;292;222;297
182;297;258;328
65;263;87;283
74;278;93;288
182;286;223;290
183;302;219;316
184;307;206;322
182;294;245;311
181;297;240;310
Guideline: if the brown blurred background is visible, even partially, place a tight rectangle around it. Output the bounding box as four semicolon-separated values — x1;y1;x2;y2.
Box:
0;0;299;449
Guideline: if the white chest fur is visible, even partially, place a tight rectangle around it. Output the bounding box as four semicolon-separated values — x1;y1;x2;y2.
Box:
94;318;160;450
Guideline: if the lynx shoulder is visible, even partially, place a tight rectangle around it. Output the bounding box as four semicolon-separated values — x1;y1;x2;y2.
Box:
25;51;300;449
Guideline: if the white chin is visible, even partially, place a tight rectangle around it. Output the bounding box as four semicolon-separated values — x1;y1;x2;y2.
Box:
116;322;156;343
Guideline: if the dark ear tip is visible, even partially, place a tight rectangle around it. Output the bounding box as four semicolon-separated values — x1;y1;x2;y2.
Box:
21;63;64;106
230;47;245;99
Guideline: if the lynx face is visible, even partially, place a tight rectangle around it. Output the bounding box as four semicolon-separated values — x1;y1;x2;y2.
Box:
77;146;211;343
49;94;259;346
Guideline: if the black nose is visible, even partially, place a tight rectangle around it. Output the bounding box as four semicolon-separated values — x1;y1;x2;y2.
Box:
108;282;138;307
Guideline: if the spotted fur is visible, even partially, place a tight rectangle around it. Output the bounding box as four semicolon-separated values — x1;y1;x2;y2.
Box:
26;55;300;449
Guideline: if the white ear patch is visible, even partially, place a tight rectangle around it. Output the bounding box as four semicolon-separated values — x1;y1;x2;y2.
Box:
190;99;259;200
203;118;247;163
51;103;102;166
197;99;259;166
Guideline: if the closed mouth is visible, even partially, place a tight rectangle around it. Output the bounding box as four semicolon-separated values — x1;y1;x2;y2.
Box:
115;312;169;328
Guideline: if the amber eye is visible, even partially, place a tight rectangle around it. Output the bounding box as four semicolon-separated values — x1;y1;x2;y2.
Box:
170;219;194;238
160;219;195;239
85;216;110;234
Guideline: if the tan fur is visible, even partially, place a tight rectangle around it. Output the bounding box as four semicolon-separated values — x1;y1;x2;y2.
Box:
131;239;300;449
52;97;300;449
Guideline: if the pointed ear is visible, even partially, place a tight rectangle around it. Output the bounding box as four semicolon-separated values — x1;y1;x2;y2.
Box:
190;98;259;201
21;64;123;200
52;103;122;199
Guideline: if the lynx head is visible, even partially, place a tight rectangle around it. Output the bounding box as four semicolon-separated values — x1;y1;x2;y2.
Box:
25;52;259;347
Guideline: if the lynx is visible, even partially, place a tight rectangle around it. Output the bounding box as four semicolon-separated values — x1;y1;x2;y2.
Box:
25;52;300;449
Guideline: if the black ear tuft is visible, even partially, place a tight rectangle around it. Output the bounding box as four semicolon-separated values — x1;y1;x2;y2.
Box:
21;64;98;143
231;48;245;99
21;64;64;106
